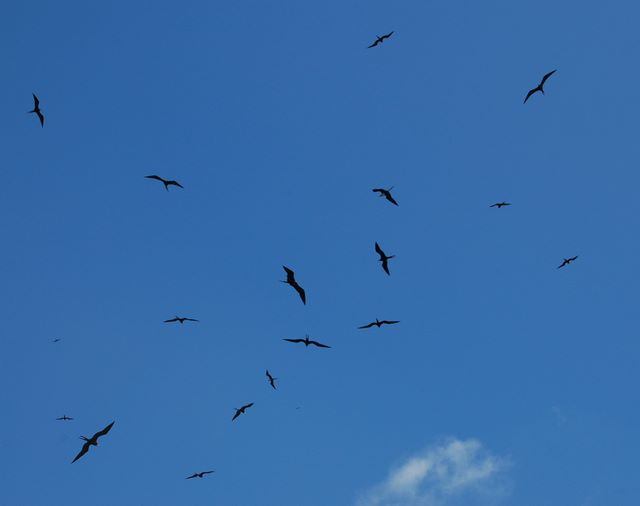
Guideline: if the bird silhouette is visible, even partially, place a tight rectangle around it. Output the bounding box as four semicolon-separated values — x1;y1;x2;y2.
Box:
52;338;61;343
368;32;394;48
283;335;331;348
281;266;306;304
557;256;578;269
232;403;254;421
358;319;400;329
71;421;114;463
375;242;395;275
186;471;215;479
56;415;73;421
28;93;44;127
524;70;557;104
266;369;277;390
490;202;511;208
145;175;184;191
372;187;399;206
164;316;199;324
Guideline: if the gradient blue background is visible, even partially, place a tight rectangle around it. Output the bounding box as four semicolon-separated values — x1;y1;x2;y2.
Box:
2;0;640;504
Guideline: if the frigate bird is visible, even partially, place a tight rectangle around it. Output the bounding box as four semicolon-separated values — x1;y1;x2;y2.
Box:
524;70;557;104
232;403;254;421
266;370;277;390
368;32;394;48
71;421;114;463
164;316;199;324
56;415;73;421
145;175;184;191
282;266;306;304
283;335;331;348
29;93;44;127
358;319;400;329
186;471;215;479
557;256;578;269
375;242;394;275
372;188;399;206
490;202;511;208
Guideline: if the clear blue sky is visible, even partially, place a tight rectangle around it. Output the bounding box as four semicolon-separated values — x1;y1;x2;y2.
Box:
2;0;640;504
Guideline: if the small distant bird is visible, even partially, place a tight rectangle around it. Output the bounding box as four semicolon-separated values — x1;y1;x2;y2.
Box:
490;202;511;208
524;70;557;104
266;369;277;390
52;338;61;343
29;93;44;127
145;175;184;191
164;316;199;324
375;242;395;275
372;187;399;206
282;266;306;305
71;421;114;463
56;415;73;421
232;403;254;421
283;335;331;348
557;256;578;269
186;471;215;479
358;319;400;329
368;32;394;48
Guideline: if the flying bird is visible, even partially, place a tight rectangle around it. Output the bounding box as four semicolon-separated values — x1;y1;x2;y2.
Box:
557;256;578;269
52;338;61;343
164;316;199;324
281;266;306;304
29;93;44;127
266;369;277;390
358;319;400;329
375;242;395;275
145;175;184;191
490;202;511;208
368;32;394;48
186;471;215;479
71;421;114;463
524;70;557;104
372;187;399;206
232;403;254;421
56;415;73;421
283;335;331;348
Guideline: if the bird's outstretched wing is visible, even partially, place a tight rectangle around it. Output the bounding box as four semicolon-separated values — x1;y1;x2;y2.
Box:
293;283;306;304
232;410;241;421
186;473;198;479
283;338;304;343
523;88;538;104
358;322;376;329
164;317;179;323
283;266;295;282
242;402;254;410
540;69;557;86
183;317;199;322
168;180;184;189
202;471;214;475
382;31;394;40
32;93;40;108
71;441;91;463
569;255;578;262
36;110;44;127
381;258;390;275
385;193;399;206
380;320;400;325
375;242;385;258
368;40;380;48
146;175;165;182
309;340;331;348
93;421;115;440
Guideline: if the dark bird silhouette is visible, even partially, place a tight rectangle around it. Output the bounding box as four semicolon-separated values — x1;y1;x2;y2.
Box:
232;403;254;421
145;175;184;191
52;338;61;343
56;415;73;421
524;70;557;104
164;316;199;324
372;187;399;206
71;421;114;463
28;93;44;127
358;319;400;329
368;32;394;48
266;369;277;390
186;471;215;479
283;335;331;348
490;202;511;208
281;266;306;304
375;242;395;275
557;256;578;269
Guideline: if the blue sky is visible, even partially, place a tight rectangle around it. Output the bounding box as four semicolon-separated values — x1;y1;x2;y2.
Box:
2;0;640;504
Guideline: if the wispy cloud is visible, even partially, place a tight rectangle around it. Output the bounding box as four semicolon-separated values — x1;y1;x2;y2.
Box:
356;438;509;506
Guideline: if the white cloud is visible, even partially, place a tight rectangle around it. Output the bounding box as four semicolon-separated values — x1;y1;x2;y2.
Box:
356;438;509;506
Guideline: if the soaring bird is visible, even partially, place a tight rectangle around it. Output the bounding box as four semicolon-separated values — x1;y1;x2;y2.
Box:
232;403;254;421
283;335;331;348
372;187;399;206
557;256;578;269
29;93;44;127
145;175;184;191
281;266;306;305
490;202;511;208
71;421;114;463
164;316;199;324
186;471;215;479
375;242;395;275
524;70;557;104
358;319;400;329
56;415;73;421
52;338;61;343
368;32;394;48
266;370;277;390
